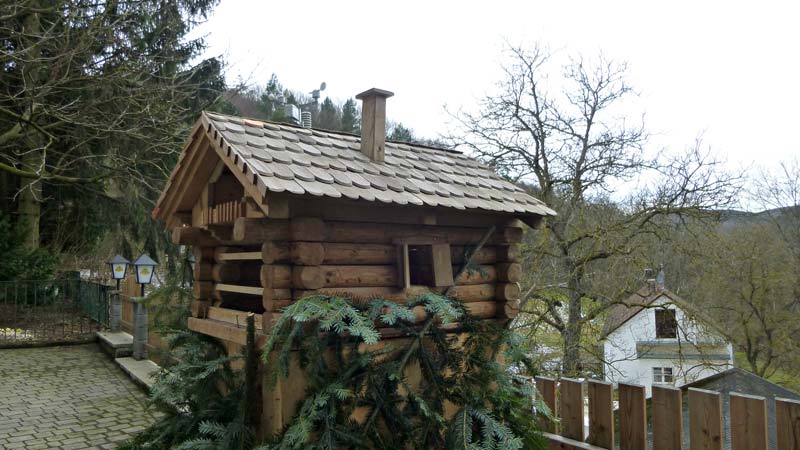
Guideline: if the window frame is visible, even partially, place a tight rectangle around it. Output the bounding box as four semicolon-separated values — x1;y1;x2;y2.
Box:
396;239;454;289
655;308;678;339
653;367;675;384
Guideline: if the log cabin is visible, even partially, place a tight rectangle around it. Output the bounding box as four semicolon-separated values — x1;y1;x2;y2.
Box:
152;87;556;434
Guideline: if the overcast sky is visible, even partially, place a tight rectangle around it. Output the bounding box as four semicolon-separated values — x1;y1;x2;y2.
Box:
196;0;799;172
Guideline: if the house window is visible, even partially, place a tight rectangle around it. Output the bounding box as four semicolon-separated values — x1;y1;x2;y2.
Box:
653;367;674;384
397;242;454;288
655;308;678;339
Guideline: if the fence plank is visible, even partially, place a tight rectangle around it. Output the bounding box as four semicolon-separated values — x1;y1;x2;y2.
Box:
777;397;800;450
689;388;723;450
536;376;558;433
730;392;767;450
618;383;646;450
652;386;683;450
587;379;614;448
560;378;585;441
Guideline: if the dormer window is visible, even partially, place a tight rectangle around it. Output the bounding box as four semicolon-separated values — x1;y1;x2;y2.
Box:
655;308;677;339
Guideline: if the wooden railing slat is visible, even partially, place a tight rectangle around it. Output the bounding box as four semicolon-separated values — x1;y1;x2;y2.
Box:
587;379;613;448
688;388;723;450
560;378;585;441
618;383;646;450
652;386;683;450
535;376;558;433
730;392;767;450
777;397;800;450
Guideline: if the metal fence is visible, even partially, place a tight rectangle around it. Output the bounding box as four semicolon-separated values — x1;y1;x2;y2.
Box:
0;278;110;346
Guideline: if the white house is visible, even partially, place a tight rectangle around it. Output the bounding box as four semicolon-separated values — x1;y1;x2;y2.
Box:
601;277;734;397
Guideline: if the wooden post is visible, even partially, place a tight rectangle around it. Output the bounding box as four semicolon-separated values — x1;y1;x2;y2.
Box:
777;397;800;450
688;388;723;450
560;378;585;441
618;383;646;450
652;386;683;450
587;379;614;448
535;376;557;433
730;392;767;450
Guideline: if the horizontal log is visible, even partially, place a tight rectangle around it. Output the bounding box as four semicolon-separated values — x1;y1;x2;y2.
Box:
207;306;263;329
218;251;262;261
292;266;325;290
173;226;219;246
194;261;214;281
254;242;521;266
291;242;325;266
261;241;291;264
214;246;242;263
446;283;495;302
259;265;291;289
212;263;241;283
188;317;266;347
454;265;497;285
290;218;522;245
262;287;292;312
499;299;521;320
319;265;398;288
233;218;290;242
495;245;520;263
495;283;521;301
293;286;417;302
215;283;263;296
294;284;496;303
495;263;521;283
322;243;394;265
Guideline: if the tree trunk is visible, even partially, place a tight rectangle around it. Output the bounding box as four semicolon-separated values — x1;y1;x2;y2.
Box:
17;4;43;249
562;274;584;376
18;150;43;249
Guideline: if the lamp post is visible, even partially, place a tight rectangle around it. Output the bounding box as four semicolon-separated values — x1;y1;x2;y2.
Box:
132;254;157;297
106;255;129;291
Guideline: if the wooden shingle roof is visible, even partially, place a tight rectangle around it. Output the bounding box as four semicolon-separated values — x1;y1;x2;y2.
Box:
159;111;556;220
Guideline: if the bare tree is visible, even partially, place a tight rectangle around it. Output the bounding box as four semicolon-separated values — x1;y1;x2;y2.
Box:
450;44;741;375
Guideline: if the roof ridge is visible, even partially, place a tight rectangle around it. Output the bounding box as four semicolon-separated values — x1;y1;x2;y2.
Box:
201;110;464;155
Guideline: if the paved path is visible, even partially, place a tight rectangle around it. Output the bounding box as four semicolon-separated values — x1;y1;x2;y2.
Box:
0;344;157;449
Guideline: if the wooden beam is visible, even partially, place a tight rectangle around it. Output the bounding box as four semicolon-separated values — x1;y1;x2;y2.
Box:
207;306;263;329
172;226;219;246
233;218;290;242
652;386;683;450
619;383;647;450
730;392;767;450
688;388;723;450
535;377;557;433
560;378;585;441
776;397;800;450
215;283;263;296
587;379;614;448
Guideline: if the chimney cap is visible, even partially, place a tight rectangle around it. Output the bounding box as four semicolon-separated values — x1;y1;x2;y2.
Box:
356;88;394;100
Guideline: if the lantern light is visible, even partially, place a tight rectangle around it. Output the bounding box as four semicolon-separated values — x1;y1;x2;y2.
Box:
133;254;158;292
106;254;130;291
107;255;129;280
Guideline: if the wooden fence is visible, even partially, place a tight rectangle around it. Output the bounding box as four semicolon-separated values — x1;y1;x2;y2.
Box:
535;376;800;450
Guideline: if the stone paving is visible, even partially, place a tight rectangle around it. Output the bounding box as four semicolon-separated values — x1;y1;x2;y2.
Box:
0;344;158;449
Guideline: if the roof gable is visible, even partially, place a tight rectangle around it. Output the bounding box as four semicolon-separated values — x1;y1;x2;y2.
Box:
601;286;697;338
154;112;556;225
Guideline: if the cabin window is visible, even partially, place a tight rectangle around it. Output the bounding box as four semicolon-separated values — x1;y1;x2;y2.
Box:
653;367;674;384
655;308;678;339
397;242;454;288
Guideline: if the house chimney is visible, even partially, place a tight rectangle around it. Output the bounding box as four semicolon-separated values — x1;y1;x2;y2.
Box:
356;88;394;162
